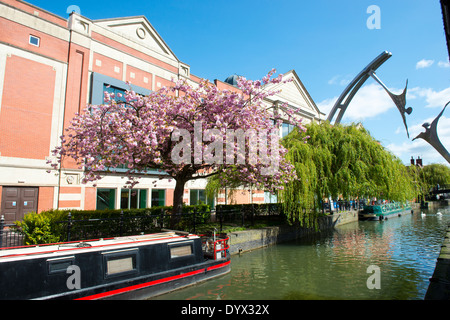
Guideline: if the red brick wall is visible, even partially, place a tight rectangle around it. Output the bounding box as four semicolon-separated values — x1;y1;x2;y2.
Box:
0;17;68;62
91;31;179;74
0;55;56;159
155;76;176;96
92;52;124;81
126;65;152;91
166;189;173;206
2;0;67;27
37;187;54;213
214;79;243;94
58;186;81;209
61;44;90;169
84;187;97;210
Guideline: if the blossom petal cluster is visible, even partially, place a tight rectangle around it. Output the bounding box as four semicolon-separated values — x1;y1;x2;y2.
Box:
48;69;307;193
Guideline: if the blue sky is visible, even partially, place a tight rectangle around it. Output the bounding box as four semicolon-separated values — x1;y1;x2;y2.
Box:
31;0;450;166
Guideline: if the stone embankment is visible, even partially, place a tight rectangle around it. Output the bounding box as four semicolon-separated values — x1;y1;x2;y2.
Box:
425;225;450;300
228;210;359;255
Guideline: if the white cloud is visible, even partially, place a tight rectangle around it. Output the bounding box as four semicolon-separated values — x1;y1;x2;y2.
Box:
386;116;450;165
317;81;450;165
438;60;450;68
318;83;404;121
327;75;351;86
317;97;336;117
408;87;450;108
416;59;434;69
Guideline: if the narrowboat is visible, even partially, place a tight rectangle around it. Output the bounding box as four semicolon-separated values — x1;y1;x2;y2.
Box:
359;201;413;221
0;230;230;300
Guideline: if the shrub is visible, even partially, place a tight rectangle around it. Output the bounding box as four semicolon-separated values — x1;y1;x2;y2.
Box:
16;211;62;245
16;204;211;244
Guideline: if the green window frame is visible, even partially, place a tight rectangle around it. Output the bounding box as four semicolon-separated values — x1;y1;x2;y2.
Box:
97;188;116;210
151;189;166;207
120;189;147;209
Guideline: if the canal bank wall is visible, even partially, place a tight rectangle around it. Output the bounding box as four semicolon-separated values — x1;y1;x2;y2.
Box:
228;210;359;255
425;225;450;300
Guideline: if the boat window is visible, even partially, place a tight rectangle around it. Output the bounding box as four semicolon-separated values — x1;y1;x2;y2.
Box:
103;249;138;278
169;243;193;258
47;256;75;275
107;257;134;275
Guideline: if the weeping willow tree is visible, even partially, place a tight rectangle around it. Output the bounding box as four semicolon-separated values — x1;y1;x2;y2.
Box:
408;163;450;201
281;122;416;228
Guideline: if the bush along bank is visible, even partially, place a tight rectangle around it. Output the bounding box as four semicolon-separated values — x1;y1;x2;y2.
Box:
15;204;210;245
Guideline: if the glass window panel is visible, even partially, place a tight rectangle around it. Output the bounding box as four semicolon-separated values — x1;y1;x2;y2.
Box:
152;189;165;207
121;189;130;209
129;189;138;209
190;189;198;205
97;189;116;210
198;189;206;203
170;245;192;258
29;35;40;46
139;189;147;208
103;84;126;103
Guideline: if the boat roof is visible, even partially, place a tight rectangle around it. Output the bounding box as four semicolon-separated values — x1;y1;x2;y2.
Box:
0;231;198;262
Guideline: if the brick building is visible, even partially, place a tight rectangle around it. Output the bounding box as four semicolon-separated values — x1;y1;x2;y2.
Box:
0;0;324;223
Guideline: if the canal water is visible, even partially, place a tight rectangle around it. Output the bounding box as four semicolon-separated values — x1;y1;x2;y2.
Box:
153;205;450;300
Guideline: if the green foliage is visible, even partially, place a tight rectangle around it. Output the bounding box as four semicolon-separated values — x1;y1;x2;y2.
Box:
16;211;61;245
280;122;416;228
16;204;211;245
408;163;450;198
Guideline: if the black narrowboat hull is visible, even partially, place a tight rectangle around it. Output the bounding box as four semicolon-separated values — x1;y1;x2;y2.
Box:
0;231;230;300
75;259;230;300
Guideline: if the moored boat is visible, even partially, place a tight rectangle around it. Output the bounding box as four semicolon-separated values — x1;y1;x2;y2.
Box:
0;230;230;300
359;201;413;221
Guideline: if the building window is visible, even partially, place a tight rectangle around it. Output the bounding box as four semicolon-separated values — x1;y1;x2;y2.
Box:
264;191;278;204
29;35;40;47
151;189;165;207
103;84;126;103
190;189;206;205
91;72;150;106
190;189;214;208
281;122;295;138
97;188;116;210
121;189;147;209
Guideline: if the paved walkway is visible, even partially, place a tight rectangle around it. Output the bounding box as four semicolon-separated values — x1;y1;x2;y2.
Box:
425;225;450;299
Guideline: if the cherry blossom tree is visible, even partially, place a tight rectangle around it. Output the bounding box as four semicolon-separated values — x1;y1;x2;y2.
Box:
49;69;306;218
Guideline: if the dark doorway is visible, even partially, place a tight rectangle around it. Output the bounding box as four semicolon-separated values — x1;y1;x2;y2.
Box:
1;187;38;224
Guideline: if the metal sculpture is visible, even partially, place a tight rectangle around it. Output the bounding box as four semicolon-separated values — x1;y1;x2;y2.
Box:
413;102;450;164
327;51;412;137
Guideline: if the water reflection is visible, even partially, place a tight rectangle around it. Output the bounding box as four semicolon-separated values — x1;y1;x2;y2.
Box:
153;206;450;300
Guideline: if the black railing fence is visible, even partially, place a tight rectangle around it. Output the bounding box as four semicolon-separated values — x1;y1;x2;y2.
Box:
0;203;285;248
322;199;365;213
0;216;25;248
215;203;283;230
56;207;213;243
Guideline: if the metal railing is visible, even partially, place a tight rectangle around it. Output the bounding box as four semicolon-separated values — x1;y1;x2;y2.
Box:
0;204;284;248
0;216;25;248
56;208;211;243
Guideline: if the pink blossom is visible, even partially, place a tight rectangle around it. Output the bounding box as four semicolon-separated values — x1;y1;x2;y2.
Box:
49;69;306;207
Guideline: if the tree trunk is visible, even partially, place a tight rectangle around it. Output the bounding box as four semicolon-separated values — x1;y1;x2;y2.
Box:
171;178;186;228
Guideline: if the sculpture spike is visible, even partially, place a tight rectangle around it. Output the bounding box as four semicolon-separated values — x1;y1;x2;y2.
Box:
413;102;450;164
369;72;411;138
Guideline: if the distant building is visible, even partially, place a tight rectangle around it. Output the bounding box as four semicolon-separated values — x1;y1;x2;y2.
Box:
410;156;423;167
0;0;323;222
